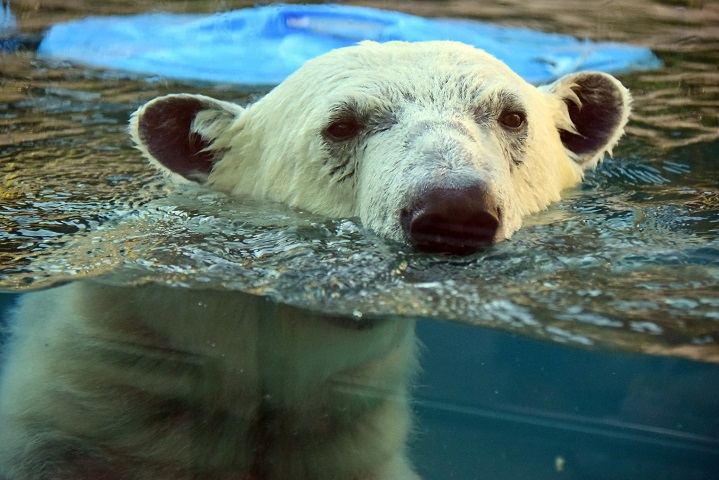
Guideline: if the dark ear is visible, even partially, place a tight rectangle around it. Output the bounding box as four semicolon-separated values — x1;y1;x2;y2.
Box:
130;94;243;183
543;72;631;168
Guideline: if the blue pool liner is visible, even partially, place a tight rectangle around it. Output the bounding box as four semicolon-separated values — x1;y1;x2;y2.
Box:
36;4;661;85
0;0;19;52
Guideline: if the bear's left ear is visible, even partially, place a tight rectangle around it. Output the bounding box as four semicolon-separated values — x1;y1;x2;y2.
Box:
130;94;243;183
541;72;631;168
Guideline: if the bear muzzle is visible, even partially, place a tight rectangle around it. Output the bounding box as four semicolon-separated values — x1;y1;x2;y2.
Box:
401;184;501;255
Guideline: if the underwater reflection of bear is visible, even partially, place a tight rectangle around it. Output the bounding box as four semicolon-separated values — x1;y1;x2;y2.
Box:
0;41;630;480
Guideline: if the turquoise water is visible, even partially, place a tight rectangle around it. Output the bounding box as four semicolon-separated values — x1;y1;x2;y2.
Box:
1;1;719;479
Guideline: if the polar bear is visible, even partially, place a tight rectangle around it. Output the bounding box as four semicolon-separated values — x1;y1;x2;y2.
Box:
0;41;630;480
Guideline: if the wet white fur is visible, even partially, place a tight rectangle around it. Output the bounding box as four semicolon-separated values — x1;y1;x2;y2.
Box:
131;40;630;243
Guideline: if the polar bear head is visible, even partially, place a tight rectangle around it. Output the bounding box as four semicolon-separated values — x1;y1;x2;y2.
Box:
131;41;630;255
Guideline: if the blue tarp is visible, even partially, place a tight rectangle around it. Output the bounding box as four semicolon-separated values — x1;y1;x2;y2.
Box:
37;4;661;85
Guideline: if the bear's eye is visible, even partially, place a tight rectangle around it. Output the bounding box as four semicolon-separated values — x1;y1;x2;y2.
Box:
325;119;363;141
498;111;527;130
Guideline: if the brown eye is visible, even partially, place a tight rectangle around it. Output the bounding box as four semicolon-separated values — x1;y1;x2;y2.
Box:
325;119;362;140
499;111;526;130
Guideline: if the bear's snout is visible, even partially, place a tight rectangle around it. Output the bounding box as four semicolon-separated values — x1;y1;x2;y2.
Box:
401;184;501;255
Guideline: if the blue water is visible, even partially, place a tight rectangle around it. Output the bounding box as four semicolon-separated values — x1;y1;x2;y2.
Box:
414;320;719;479
1;291;717;478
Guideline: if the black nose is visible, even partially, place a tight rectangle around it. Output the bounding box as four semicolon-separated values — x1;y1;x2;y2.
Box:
401;184;501;255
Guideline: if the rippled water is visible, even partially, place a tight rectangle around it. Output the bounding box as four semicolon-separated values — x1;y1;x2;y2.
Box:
2;0;718;363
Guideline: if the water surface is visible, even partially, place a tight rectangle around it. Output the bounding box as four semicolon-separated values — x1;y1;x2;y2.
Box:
2;0;718;360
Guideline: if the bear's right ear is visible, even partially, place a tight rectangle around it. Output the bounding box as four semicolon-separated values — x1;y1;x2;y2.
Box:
541;72;631;169
130;94;243;183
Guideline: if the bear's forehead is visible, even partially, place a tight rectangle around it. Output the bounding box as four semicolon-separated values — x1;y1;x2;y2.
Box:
314;41;509;70
292;41;532;108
